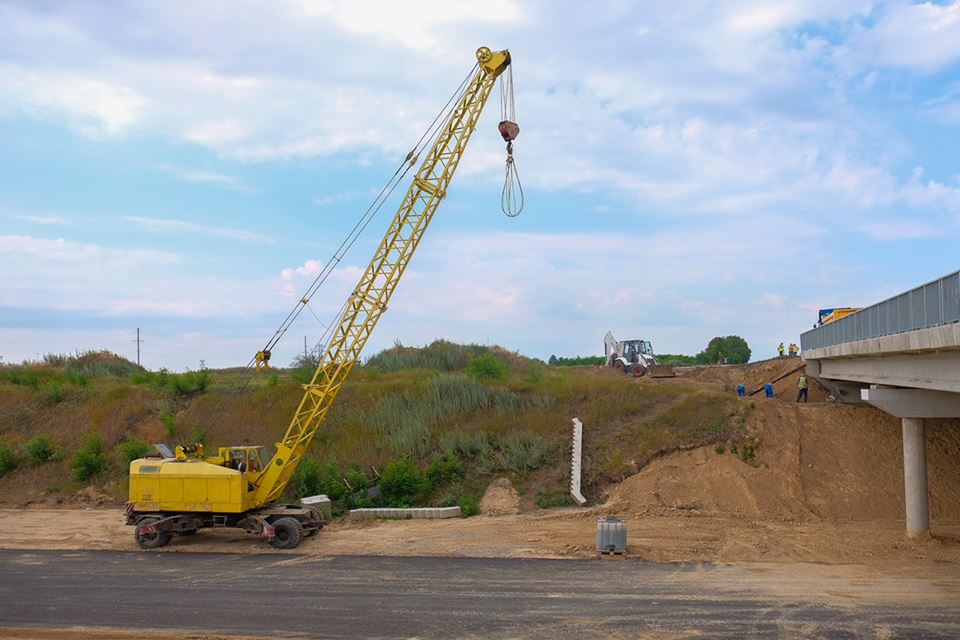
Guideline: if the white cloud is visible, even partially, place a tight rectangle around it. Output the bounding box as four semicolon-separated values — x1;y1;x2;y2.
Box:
0;64;146;137
125;216;275;243
841;1;960;74
859;220;946;241
295;0;520;50
15;214;72;225
0;234;281;320
761;293;788;308
157;164;248;191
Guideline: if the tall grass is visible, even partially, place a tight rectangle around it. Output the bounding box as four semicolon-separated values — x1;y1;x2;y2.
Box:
370;373;551;457
441;429;556;473
365;340;489;373
131;369;210;396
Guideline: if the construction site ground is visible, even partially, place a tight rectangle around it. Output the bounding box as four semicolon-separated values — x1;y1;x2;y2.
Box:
1;357;958;584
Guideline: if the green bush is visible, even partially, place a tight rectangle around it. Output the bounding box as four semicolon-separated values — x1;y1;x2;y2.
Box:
426;454;464;486
289;458;354;515
117;440;151;465
72;434;107;481
379;458;430;508
0;443;19;476
25;435;55;465
466;354;508;380
458;493;480;517
3;369;41;389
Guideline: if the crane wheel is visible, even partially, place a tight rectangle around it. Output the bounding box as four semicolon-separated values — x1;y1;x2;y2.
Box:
269;517;304;550
135;517;172;550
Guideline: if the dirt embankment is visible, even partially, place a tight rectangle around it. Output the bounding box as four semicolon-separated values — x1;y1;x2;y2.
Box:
1;358;958;572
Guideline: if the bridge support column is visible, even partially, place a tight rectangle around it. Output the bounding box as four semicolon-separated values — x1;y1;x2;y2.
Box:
901;418;929;538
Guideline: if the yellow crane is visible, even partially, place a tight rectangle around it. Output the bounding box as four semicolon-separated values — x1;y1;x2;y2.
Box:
125;46;515;550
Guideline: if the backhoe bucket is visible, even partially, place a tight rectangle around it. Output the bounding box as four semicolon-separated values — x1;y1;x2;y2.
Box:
648;365;676;378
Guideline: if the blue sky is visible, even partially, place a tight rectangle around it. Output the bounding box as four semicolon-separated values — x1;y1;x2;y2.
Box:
1;1;959;370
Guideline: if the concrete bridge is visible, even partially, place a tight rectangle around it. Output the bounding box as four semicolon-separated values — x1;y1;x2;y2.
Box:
801;269;960;538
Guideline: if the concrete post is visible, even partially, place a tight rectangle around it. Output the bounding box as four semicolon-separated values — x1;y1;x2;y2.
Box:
901;418;929;538
570;418;586;505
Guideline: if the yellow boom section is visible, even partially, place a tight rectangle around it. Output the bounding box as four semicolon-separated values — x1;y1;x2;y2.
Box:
253;47;512;506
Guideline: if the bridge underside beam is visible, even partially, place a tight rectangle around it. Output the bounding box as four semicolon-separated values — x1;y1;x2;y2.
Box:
861;387;960;418
807;351;960;394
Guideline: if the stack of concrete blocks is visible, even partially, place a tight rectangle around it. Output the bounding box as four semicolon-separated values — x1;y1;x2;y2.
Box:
570;417;586;505
349;506;461;520
300;494;332;521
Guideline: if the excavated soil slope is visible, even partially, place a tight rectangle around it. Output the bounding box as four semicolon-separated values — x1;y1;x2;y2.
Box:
606;400;960;523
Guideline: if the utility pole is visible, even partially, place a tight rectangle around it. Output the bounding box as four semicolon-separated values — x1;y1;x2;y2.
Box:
136;328;142;366
304;336;308;361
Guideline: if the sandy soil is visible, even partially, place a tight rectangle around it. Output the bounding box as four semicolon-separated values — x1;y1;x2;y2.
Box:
2;359;958;581
1;505;957;577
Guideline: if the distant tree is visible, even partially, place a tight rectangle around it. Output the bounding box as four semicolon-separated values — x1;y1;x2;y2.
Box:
696;336;751;364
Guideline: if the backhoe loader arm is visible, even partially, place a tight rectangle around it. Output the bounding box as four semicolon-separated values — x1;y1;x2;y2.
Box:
252;47;512;506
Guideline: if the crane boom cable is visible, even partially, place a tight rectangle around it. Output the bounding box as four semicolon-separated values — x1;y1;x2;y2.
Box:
241;63;479;376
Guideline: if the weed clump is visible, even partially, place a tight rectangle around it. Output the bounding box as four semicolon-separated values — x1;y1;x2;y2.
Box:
458;493;480;517
25;435;56;465
117;440;151;464
72;434;107;481
0;443;19;475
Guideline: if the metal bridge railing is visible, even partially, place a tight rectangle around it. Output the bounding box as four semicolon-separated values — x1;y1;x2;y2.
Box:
801;269;960;352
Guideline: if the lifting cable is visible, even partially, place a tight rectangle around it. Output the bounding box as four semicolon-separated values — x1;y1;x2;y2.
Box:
236;64;480;391
498;63;524;217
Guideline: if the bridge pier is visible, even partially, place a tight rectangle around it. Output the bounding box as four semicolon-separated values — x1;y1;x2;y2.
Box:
901;418;929;538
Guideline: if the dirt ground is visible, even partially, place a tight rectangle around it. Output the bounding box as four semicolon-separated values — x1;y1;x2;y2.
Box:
2;359;958;582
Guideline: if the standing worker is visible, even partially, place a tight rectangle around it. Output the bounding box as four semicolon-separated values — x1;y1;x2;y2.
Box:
797;373;808;403
778;342;785;357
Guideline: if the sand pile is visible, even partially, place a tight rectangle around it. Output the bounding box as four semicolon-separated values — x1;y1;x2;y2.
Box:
480;478;521;515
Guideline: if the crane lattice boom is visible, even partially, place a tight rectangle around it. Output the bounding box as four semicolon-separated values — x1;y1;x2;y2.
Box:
253;47;512;505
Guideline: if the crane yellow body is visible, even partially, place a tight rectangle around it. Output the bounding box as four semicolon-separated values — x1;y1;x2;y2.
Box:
126;46;513;550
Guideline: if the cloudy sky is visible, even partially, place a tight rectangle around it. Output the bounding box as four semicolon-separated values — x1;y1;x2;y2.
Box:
1;1;959;369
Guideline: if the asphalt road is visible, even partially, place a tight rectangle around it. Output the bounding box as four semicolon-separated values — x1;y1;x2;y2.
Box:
1;550;958;638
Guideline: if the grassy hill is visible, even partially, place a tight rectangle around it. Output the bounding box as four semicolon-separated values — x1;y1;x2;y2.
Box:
0;343;747;515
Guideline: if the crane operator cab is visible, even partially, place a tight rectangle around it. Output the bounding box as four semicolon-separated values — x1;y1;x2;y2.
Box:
226;446;266;474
